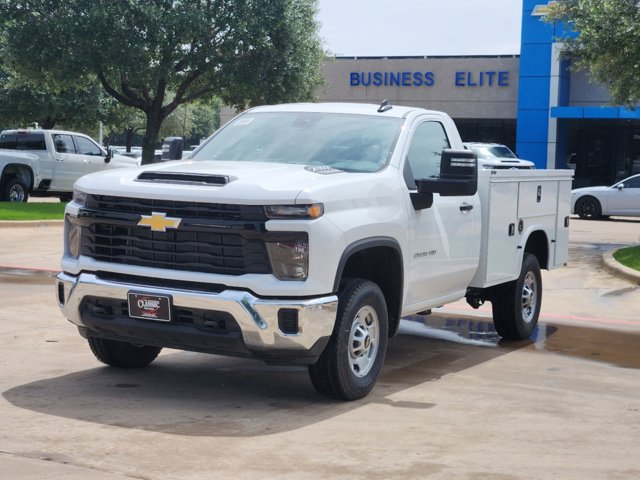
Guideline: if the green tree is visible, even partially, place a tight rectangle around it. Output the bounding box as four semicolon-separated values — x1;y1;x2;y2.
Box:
0;0;325;164
0;63;103;130
549;0;640;107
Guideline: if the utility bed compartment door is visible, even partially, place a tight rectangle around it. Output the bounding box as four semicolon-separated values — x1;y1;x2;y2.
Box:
470;169;573;289
517;181;559;218
485;182;520;284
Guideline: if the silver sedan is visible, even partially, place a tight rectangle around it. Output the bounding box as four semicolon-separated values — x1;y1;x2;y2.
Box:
571;173;640;219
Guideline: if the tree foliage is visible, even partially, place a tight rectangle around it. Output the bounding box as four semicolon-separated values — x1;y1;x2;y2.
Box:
549;0;640;107
0;60;103;130
0;0;325;163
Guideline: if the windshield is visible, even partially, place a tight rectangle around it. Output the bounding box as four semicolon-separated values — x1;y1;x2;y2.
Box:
191;112;404;173
470;145;517;159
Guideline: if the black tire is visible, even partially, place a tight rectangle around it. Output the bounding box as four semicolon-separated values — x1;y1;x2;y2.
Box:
58;193;73;202
2;178;29;202
575;196;602;220
308;279;388;401
491;253;542;341
88;336;161;368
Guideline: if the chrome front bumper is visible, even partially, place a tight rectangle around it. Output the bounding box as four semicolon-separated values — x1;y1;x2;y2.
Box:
57;272;338;362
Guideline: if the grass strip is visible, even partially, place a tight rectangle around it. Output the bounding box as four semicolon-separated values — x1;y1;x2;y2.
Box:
613;245;640;272
0;202;66;220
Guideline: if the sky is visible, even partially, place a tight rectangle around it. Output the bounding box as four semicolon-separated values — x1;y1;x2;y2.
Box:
316;0;523;57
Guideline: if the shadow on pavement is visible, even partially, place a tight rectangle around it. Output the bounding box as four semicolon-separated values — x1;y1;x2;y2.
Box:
4;314;637;437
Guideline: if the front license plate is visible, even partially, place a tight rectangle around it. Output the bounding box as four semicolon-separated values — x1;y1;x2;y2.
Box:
128;292;172;322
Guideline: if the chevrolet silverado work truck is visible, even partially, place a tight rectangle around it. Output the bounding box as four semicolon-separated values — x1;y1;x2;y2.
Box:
57;103;572;400
0;129;139;202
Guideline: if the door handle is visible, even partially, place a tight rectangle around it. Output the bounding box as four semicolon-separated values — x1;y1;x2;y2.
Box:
55;157;64;162
459;203;474;212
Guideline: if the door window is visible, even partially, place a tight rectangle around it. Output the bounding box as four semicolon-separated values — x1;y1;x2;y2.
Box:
73;136;102;156
405;121;450;188
53;134;76;154
622;176;640;188
0;133;46;150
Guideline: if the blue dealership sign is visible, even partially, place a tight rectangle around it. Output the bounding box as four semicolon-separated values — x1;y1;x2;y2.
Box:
350;70;510;88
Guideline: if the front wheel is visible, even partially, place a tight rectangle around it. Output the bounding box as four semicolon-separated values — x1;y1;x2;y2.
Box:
2;178;29;202
88;336;162;368
308;279;388;400
491;253;542;340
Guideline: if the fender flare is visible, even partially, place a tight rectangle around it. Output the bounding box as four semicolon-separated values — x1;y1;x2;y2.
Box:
332;236;404;293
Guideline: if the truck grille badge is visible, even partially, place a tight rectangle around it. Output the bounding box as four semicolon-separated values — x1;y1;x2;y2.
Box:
137;212;182;232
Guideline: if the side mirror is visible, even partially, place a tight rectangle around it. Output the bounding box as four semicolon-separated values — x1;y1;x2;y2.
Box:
417;149;478;197
105;147;113;163
409;149;477;210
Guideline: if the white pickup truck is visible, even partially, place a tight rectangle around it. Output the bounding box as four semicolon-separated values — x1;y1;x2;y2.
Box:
56;103;572;400
0;129;139;202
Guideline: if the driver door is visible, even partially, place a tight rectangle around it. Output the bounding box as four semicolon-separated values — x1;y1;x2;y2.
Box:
51;133;85;191
403;118;481;308
608;176;640;215
74;135;109;175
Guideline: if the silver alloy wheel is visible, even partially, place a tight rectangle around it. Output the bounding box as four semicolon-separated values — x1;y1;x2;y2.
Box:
9;184;25;202
521;271;537;324
348;305;379;377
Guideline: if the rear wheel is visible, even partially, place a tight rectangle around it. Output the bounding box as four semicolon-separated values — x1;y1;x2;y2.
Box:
491;253;542;340
308;279;388;400
575;196;602;219
88;336;162;368
2;178;29;202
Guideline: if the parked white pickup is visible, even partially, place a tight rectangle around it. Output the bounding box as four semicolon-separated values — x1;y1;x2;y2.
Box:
0;129;139;201
57;102;573;400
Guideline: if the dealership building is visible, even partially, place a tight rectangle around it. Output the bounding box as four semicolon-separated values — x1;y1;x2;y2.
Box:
221;1;640;187
315;0;640;187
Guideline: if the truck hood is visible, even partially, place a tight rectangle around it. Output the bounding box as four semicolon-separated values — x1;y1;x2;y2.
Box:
74;160;364;204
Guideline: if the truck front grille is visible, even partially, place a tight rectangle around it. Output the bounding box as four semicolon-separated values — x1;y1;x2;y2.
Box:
78;195;278;276
81;224;271;275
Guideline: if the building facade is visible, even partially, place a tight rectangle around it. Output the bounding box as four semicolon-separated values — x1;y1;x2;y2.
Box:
518;0;640;187
219;1;639;187
317;56;520;151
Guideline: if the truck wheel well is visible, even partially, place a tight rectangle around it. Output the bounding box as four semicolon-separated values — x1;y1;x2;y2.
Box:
524;230;549;269
1;164;34;190
339;246;403;337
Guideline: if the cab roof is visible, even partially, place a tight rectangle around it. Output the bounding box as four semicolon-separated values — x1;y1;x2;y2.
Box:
246;102;435;119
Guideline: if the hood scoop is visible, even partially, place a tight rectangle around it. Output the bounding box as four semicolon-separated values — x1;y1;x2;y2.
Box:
136;171;230;186
305;165;344;175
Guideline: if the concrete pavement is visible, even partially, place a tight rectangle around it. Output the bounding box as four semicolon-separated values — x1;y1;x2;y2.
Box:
0;221;63;276
0;216;639;479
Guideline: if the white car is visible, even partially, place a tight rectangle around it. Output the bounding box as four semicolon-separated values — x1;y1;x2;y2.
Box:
571;174;640;219
464;142;535;170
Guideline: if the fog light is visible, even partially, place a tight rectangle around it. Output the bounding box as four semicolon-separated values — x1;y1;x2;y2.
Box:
266;240;309;280
67;221;81;258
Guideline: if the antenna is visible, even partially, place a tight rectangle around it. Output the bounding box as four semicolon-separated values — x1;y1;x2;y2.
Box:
377;99;392;113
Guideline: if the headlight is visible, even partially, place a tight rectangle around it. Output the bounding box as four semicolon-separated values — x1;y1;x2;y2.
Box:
72;189;87;207
266;239;309;280
265;204;323;219
66;220;81;258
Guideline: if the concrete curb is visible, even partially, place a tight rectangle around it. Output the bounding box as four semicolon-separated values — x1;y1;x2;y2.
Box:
0;220;64;228
602;249;640;285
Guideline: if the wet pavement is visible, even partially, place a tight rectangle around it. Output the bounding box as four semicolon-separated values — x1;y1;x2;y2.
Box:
0;216;639;479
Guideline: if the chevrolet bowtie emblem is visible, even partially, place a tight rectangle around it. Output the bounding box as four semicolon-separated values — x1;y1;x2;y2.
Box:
137;212;182;232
